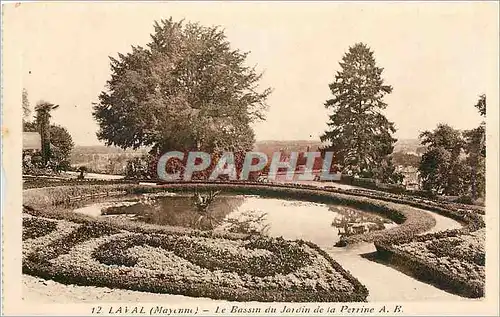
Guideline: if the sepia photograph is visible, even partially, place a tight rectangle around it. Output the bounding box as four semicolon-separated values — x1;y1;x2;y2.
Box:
2;1;499;316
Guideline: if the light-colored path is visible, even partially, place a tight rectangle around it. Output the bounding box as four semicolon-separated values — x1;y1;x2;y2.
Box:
285;206;468;302
327;243;469;302
63;171;125;180
23;274;223;304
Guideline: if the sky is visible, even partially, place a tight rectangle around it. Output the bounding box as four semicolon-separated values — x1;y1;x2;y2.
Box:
9;1;499;146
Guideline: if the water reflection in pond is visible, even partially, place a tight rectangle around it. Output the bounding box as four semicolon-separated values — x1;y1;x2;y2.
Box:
100;193;245;231
74;192;397;246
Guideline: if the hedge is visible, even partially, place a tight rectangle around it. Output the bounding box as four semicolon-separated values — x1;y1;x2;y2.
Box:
374;229;485;298
23;180;485;299
23;215;368;302
23;182;441;246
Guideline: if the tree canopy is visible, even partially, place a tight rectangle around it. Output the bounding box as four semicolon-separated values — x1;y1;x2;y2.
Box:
93;18;271;155
418;124;465;195
418;95;486;199
320;43;400;183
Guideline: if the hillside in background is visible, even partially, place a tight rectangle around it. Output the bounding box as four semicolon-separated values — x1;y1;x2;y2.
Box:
72;139;423;158
393;138;426;154
71;145;149;156
70;139;424;174
70;146;148;174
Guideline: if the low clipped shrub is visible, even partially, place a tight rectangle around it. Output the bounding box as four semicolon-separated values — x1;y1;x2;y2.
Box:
375;229;485;298
23;182;457;247
23;217;58;240
454;195;474;205
352;177;378;189
23;180;486;300
23;215;369;302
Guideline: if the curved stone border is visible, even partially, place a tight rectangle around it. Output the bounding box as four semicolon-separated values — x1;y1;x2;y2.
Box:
23;182;440;245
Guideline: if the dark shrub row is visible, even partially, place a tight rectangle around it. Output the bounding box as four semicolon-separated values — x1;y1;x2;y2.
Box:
27;222;119;264
23;217;58;240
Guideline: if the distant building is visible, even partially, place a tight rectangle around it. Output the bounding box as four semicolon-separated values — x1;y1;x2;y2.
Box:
23;132;42;151
397;165;421;190
23;131;58;155
404;151;419;156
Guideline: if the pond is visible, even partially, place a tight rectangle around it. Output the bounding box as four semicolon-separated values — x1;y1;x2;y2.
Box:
74;191;397;246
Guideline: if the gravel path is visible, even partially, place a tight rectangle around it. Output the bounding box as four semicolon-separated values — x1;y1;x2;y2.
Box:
23;275;223;304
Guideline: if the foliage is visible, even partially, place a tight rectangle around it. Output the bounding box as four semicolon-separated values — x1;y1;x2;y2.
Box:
372;157;404;184
320;43;400;183
419;124;467;195
125;150;264;181
23;182;439;248
392;151;420;168
463;95;486;199
419;95;486;199
221;210;271;235
24;180;487;301
474;94;486;117
48;125;75;162
125;154;156;179
24;121;74;174
93;18;271;155
376;229;485;298
23;217;58;240
192;190;222;229
23;213;368;302
76;166;88;179
22;88;31;119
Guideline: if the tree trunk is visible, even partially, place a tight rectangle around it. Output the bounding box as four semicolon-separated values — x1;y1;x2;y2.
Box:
40;113;51;166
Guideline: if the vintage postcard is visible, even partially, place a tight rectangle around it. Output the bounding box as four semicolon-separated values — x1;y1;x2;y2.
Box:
2;1;499;316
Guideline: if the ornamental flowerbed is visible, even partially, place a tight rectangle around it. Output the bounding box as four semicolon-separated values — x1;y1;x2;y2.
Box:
23;181;485;300
375;229;485;298
23;213;368;302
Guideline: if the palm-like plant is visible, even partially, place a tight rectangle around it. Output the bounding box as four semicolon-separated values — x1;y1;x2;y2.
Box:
192;190;221;229
35;101;59;165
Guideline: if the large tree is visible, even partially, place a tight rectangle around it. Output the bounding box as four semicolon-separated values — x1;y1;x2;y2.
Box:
93;18;271;155
418;124;466;195
419;95;487;199
320;43;398;182
463;94;486;199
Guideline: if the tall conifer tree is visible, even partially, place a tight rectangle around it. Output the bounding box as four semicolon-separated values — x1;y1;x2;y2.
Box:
321;43;399;182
